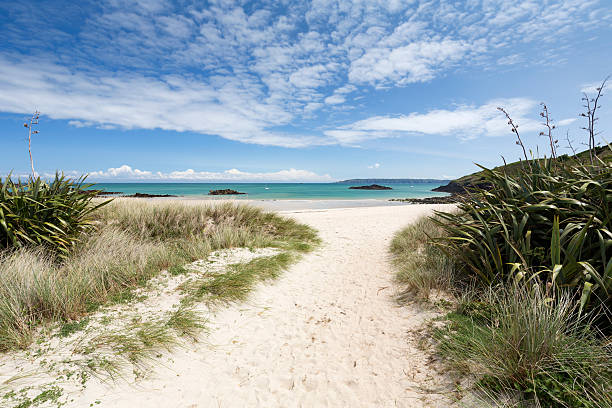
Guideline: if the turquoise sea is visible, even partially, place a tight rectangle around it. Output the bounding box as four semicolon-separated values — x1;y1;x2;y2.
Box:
91;182;449;200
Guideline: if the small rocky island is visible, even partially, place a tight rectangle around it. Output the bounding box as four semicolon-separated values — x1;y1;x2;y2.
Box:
349;184;392;190
208;189;247;195
127;193;178;198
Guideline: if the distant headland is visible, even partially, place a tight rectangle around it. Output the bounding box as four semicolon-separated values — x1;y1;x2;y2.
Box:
336;178;448;184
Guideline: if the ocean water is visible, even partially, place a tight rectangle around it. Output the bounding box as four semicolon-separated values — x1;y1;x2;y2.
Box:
90;182;448;200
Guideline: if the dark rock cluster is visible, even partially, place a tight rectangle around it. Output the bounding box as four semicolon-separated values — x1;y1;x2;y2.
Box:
127;193;178;198
389;196;461;204
208;189;247;195
348;184;392;190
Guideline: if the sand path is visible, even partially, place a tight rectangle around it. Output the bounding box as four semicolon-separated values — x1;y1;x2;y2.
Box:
73;204;453;407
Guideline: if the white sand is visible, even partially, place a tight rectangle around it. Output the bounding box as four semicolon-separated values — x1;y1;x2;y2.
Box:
70;203;455;407
2;203;457;407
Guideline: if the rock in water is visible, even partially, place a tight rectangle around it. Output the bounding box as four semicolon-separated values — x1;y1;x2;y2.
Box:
348;184;392;190
127;193;178;198
208;189;247;195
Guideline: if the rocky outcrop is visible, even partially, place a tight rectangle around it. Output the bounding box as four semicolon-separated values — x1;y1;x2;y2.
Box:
389;196;461;204
208;189;247;195
432;180;490;194
431;181;466;194
87;190;123;197
127;193;178;198
348;184;392;190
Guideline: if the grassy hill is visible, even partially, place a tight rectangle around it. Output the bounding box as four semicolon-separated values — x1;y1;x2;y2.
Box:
433;146;611;194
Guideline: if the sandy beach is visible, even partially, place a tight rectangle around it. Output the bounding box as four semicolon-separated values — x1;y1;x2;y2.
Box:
53;202;452;407
175;196;418;211
0;201;456;407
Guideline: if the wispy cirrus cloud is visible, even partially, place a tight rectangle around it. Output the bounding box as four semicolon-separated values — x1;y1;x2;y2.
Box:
87;165;334;182
326;99;543;144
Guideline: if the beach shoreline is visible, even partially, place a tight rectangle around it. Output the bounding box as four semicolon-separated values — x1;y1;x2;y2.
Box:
101;197;438;211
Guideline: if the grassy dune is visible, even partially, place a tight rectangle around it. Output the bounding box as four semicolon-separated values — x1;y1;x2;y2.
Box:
391;214;612;407
0;199;318;351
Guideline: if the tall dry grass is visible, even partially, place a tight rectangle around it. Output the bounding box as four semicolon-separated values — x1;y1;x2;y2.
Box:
0;199;317;351
390;215;456;300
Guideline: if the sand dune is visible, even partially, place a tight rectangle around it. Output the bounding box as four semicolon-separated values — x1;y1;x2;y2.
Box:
66;203;455;407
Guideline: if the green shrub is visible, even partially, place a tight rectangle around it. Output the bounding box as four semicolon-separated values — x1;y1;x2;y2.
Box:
0;173;106;257
433;152;612;312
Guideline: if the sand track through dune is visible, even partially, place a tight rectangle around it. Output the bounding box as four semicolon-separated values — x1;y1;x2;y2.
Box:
71;204;454;407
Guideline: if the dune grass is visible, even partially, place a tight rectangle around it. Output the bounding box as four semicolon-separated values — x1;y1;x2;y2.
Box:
389;215;456;301
390;217;612;407
79;306;207;376
0;199;318;352
436;286;612;407
182;252;295;306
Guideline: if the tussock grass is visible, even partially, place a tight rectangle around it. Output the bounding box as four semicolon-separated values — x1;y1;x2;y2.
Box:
436;286;612;407
390;215;611;406
0;200;317;351
390;215;455;300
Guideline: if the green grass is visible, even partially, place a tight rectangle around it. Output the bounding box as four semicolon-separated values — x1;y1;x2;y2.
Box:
0;200;318;351
390;215;456;301
165;307;206;341
59;318;90;338
184;252;295;305
168;265;189;276
78;306;207;377
12;386;63;408
435;286;612;407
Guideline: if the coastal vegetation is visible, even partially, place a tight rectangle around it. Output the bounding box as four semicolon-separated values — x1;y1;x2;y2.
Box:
0;178;318;352
391;81;612;407
433;145;611;195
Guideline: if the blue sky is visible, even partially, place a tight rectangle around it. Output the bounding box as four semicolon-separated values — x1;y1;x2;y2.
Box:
1;0;611;182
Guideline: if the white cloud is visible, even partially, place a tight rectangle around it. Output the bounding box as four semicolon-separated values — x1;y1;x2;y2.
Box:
348;40;475;86
67;120;93;128
88;165;334;182
0;56;329;148
324;94;345;105
326;98;541;144
0;0;608;148
580;81;606;94
324;84;355;105
497;54;524;66
289;65;329;88
367;163;380;169
557;118;577;126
